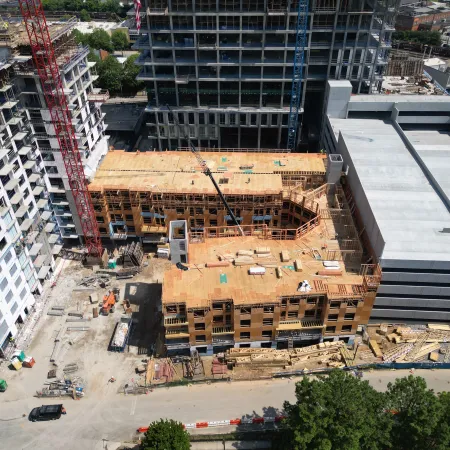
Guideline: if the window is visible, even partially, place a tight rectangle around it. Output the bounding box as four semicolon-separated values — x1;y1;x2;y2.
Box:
304;310;315;318
330;301;340;309
262;330;272;339
290;298;299;305
5;290;12;303
195;207;203;215
271;114;277;125
240;332;250;340
328;314;338;321
213;315;223;323
210;219;217;226
230;114;236;125
96;216;105;223
20;287;27;299
261;114;267;125
240;319;251;328
15;275;22;288
0;277;7;291
326;326;336;333
176;207;184;215
125;215;133;221
4;250;12;265
196;335;206;343
219;113;226;124
344;313;355;321
195;323;205;330
264;305;274;313
240;114;246;125
287;311;297;318
213;302;223;310
341;325;352;333
281;298;287;306
307;297;316;304
9;263;17;277
262;318;273;326
10;302;18;315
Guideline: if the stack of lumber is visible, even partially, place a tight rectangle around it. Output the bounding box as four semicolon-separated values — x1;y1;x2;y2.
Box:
226;341;346;368
234;255;255;266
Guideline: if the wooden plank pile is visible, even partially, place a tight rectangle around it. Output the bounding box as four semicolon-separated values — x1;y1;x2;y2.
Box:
216;247;291;268
225;341;346;369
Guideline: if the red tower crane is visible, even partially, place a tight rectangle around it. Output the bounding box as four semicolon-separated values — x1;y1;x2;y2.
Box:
18;0;102;257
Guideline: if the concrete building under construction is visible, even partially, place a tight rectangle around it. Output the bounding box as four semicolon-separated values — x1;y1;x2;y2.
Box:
130;0;398;150
0;17;109;245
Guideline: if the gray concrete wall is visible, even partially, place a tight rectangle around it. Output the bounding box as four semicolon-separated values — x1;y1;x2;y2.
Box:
336;133;385;258
324;81;352;119
424;65;450;89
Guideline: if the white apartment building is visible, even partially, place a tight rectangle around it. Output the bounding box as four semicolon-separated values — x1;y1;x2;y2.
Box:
0;19;109;245
0;61;56;356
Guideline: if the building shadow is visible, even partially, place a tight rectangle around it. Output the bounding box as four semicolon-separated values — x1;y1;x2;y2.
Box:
123;282;163;356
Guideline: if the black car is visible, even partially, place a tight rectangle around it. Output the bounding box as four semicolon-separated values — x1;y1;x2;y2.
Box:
29;404;65;422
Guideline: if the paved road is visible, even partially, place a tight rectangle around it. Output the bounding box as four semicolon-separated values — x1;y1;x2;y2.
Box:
1;370;449;450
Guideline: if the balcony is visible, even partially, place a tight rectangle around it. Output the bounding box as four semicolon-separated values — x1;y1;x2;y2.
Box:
276;319;324;331
164;316;188;326
166;329;190;339
212;325;234;335
87;89;110;103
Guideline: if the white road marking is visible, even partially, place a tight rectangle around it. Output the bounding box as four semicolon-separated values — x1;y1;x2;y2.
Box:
130;397;137;416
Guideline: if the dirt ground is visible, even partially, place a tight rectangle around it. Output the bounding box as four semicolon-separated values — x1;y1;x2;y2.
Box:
0;256;171;403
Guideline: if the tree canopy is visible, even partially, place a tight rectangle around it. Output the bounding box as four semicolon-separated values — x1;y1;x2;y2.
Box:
386;375;450;450
274;370;391;450
42;0;121;14
274;371;450;450
141;419;190;450
88;29;114;52
97;55;123;94
392;30;442;46
111;30;129;52
122;53;144;95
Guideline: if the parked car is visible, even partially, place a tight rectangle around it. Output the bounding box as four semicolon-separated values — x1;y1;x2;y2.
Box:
29;404;66;422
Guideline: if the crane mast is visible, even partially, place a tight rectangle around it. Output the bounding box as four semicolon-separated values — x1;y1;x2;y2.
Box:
18;0;102;257
166;106;244;236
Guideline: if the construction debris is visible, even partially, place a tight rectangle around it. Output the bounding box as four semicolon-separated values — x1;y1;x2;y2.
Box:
119;242;144;267
226;341;345;369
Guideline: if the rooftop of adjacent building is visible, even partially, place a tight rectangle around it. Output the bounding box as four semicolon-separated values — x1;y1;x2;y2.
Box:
0;16;76;48
88;150;327;195
162;231;366;308
329;116;450;263
400;1;450;15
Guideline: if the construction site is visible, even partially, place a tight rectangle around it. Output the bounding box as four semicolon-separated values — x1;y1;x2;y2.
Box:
88;149;327;242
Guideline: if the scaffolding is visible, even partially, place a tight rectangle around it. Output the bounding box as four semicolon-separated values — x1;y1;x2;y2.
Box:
386;50;424;78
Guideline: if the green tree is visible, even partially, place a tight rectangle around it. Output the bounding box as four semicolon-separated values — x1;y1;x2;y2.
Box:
72;30;89;46
273;370;392;450
97;55;123;94
141;419;190;450
393;30;441;46
122;54;144;94
88;29;113;52
79;9;91;22
111;30;129;52
386;375;445;450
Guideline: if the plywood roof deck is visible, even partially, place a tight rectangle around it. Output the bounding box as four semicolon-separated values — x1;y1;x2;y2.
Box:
90;170;283;195
162;231;365;308
89;150;326;195
96;150;327;175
